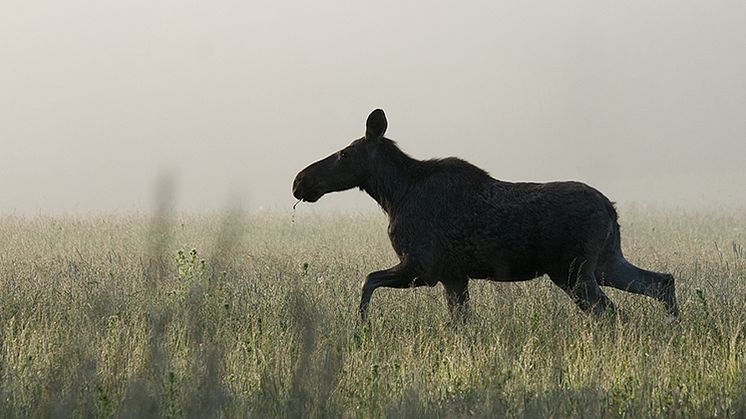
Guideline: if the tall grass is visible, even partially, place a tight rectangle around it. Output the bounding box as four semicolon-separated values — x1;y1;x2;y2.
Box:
0;209;745;417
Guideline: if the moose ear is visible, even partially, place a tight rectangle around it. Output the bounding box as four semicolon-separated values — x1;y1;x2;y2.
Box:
365;109;387;140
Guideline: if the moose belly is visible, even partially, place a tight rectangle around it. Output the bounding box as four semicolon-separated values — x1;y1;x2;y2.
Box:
468;259;544;282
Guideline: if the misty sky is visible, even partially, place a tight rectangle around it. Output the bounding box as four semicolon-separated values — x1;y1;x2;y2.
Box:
1;1;745;214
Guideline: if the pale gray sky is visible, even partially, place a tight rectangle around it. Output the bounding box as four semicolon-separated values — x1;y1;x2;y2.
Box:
1;0;745;214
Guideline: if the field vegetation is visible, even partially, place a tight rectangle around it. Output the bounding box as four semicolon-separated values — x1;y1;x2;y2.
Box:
1;208;745;417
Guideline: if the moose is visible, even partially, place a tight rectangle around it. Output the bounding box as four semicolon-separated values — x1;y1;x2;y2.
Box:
292;109;678;321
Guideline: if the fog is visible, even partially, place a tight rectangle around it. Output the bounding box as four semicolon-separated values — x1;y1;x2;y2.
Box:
2;0;745;214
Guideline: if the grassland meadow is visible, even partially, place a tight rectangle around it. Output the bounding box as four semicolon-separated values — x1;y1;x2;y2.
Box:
0;208;745;417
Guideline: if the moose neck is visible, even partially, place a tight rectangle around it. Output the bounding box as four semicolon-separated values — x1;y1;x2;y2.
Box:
360;140;417;215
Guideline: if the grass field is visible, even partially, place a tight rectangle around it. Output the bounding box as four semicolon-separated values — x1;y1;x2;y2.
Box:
0;208;745;417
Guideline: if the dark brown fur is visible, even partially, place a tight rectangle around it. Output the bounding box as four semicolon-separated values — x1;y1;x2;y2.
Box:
293;109;678;320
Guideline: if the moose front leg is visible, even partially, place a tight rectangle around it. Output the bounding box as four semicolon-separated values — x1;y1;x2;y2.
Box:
359;264;420;321
443;278;470;322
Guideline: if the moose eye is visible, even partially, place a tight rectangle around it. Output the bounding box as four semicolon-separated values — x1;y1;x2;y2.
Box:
339;150;349;159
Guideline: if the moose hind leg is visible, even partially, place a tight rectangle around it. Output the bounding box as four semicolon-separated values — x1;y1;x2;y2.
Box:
442;279;469;321
550;262;616;317
596;259;678;317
